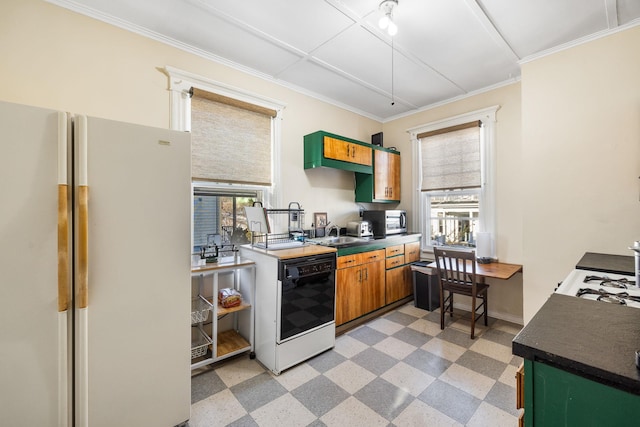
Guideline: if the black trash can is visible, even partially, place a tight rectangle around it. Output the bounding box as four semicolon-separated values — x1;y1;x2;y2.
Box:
411;261;441;311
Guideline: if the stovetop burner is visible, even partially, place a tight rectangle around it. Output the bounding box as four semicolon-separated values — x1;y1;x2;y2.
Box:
576;288;640;305
583;275;635;289
557;269;640;308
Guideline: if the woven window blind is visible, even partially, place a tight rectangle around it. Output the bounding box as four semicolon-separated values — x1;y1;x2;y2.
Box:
419;121;481;191
190;88;274;186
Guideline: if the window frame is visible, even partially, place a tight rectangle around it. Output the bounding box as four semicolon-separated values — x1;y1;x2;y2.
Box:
162;66;286;252
409;106;498;256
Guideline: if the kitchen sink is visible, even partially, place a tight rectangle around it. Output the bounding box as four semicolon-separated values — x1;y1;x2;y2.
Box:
307;236;370;247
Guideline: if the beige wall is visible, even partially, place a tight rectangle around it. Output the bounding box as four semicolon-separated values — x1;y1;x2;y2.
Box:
0;0;381;227
521;26;640;322
383;83;524;323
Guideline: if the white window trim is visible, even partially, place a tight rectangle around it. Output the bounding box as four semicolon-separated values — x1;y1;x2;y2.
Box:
161;65;286;209
407;105;499;256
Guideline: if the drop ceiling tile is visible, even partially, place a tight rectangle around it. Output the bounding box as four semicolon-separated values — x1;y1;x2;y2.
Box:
166;6;305;76
391;53;466;106
312;26;392;90
278;60;412;119
618;0;640;25
338;0;379;17
192;0;355;52
379;0;520;90
479;0;609;58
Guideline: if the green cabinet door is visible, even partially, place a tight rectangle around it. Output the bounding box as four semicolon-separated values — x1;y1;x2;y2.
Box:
525;359;640;426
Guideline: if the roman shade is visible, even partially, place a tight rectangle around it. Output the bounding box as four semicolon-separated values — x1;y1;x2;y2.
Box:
190;88;274;186
419;120;481;191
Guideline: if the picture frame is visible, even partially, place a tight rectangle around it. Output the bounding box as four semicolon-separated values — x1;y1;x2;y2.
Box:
314;212;327;228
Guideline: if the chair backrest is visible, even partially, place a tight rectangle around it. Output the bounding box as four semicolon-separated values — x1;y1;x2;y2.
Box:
433;247;477;288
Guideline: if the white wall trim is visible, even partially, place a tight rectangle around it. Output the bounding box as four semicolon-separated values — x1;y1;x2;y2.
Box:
408;106;500;256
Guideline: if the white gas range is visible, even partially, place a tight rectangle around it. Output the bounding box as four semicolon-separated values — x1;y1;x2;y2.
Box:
556;268;640;308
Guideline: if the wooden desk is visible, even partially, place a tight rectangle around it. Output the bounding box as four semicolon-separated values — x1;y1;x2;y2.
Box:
426;260;522;280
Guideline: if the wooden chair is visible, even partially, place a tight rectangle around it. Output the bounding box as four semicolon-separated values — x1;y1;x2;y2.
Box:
433;247;489;339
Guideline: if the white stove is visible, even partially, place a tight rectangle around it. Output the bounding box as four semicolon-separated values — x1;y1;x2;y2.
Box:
556;269;640;308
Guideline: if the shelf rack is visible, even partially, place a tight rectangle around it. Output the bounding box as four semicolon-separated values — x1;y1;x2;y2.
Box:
190;257;255;370
250;201;305;249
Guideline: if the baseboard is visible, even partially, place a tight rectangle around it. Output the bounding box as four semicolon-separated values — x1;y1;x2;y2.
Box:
453;302;523;326
336;296;413;336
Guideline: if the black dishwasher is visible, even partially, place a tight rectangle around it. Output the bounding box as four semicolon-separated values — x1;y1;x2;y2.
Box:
277;253;336;342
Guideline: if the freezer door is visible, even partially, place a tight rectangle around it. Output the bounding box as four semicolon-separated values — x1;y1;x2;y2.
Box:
0;101;72;426
76;116;191;427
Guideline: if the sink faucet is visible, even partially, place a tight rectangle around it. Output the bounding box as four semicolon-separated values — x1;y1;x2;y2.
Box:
326;223;340;237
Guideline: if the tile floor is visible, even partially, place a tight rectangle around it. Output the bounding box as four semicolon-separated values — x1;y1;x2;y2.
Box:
189;303;523;427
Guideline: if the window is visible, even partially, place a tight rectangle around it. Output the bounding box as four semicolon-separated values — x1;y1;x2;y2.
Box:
162;66;285;255
409;106;498;255
192;186;261;253
427;190;479;247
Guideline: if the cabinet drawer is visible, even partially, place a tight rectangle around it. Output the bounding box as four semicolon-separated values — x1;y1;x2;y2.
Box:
404;242;420;263
386;255;405;269
360;249;385;264
385;245;404;257
337;253;360;269
337;249;385;269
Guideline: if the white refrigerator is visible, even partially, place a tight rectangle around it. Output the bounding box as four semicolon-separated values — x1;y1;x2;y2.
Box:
0;100;192;426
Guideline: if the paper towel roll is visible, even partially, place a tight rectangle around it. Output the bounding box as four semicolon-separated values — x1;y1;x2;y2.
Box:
476;232;491;259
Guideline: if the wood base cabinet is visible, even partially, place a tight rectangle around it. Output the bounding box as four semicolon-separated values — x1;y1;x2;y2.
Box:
336;250;385;325
385;242;421;304
385;265;412;303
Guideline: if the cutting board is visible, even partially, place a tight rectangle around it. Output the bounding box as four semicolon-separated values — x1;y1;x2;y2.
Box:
245;206;270;233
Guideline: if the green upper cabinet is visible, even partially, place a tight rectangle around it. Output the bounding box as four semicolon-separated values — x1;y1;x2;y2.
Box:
304;131;373;174
355;147;401;203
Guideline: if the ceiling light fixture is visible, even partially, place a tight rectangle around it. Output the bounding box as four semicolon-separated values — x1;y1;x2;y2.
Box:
378;0;398;36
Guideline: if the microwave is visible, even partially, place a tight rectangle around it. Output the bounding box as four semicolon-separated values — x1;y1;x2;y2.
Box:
362;210;407;239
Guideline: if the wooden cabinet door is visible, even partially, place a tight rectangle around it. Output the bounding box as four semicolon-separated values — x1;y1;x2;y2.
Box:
361;259;385;314
405;241;420;263
336;265;363;325
373;150;390;200
373;150;401;201
385;265;413;304
388;151;401;200
324;136;372;166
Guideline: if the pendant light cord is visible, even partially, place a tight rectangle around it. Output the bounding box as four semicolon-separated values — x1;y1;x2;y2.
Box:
391;38;395;106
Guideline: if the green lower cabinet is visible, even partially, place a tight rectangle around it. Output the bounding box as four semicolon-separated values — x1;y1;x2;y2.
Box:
524;359;640;426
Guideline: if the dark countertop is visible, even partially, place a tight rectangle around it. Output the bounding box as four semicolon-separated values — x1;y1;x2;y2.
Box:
576;252;635;275
513;293;640;395
335;233;421;256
